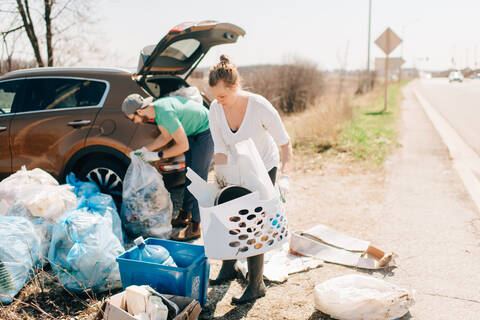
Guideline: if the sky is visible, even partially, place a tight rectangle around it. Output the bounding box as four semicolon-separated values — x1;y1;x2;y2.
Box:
90;0;479;71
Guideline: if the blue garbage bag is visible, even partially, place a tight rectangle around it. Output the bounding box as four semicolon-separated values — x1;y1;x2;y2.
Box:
48;205;124;293
76;194;124;244
66;173;123;243
66;172;100;198
0;216;41;304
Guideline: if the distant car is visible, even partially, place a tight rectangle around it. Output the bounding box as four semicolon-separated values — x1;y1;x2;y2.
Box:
448;71;464;82
0;21;245;204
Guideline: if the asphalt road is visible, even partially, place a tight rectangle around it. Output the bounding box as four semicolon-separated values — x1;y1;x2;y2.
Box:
415;78;480;156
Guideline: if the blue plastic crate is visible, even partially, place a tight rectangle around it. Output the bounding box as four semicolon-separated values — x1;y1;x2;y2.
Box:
116;238;210;306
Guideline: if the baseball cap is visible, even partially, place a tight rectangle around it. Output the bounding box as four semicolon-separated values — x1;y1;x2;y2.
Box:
122;94;154;115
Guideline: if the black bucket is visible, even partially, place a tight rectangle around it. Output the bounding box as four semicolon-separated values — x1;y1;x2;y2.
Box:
214;185;252;205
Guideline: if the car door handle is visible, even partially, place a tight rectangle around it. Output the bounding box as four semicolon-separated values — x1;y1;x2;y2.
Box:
0;126;6;132
68;120;91;127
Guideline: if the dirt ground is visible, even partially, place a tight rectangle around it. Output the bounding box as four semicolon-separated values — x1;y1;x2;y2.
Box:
200;154;389;320
2;153;387;320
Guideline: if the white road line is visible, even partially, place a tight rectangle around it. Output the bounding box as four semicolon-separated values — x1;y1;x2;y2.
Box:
413;86;480;213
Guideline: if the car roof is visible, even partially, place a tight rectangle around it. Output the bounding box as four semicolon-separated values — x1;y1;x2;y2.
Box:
0;67;133;81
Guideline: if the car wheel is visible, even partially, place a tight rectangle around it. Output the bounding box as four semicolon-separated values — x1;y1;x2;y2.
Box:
76;157;127;205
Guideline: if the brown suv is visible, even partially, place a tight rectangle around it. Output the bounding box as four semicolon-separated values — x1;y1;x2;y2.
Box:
0;21;245;203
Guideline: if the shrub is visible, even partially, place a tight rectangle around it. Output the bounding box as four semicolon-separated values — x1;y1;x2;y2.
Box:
240;58;324;114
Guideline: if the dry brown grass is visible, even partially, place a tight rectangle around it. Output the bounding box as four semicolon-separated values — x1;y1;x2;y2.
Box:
282;76;358;168
1;265;113;320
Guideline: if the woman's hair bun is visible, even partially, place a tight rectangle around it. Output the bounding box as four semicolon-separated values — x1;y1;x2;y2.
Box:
220;54;230;64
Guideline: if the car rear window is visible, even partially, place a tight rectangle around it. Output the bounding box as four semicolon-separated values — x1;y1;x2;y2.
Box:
20;78;107;112
159;39;200;61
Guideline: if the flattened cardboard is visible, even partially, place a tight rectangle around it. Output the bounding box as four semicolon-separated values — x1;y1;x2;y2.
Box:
290;225;395;270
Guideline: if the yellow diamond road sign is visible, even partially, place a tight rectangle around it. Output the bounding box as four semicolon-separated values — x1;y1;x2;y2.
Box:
375;28;402;55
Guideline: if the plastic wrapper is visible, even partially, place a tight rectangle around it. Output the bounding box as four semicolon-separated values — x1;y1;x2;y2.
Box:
314;274;415;320
121;153;172;239
48;204;125;293
0;216;41;304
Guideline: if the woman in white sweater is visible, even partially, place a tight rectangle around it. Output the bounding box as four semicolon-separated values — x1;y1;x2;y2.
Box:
208;55;292;304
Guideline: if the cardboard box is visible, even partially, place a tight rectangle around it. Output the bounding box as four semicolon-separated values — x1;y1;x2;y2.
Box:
290;224;395;269
98;291;201;320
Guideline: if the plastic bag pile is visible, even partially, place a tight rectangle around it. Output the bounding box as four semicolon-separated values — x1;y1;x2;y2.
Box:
49;173;124;293
121;152;172;239
0;166;77;259
0;168;125;303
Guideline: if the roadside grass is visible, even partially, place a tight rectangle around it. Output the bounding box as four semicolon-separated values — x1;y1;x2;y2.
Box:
285;79;409;169
338;80;409;166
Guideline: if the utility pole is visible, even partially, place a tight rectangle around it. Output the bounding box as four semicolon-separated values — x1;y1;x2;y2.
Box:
366;0;372;91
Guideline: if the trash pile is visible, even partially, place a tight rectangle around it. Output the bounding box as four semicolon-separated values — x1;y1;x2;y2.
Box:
0;167;126;302
122;152;173;239
48;187;125;292
0;166;77;258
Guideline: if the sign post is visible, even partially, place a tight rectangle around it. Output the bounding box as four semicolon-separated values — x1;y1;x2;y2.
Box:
374;28;402;112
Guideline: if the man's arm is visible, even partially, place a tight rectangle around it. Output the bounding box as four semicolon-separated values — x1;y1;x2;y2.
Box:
145;125;173;151
159;125;189;158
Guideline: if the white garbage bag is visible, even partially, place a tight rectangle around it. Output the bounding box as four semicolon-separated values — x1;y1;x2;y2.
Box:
121;152;172;239
168;86;203;104
0;216;42;304
16;184;77;220
0;166;59;209
314;274;414;320
6;202;52;260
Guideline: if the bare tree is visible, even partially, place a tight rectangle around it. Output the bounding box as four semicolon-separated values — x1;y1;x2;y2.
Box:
15;0;45;66
1;0;98;68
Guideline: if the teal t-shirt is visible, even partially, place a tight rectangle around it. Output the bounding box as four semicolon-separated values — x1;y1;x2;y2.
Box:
153;96;209;136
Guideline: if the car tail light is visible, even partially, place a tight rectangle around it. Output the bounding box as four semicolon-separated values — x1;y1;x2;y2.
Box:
159;162;185;172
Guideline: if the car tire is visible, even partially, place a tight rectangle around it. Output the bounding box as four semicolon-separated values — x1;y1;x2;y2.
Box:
75;157;127;208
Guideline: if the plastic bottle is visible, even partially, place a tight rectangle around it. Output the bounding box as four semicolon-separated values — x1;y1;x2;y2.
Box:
133;237;177;267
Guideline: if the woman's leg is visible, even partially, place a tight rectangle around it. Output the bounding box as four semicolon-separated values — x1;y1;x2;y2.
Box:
231;167;277;304
210;259;239;285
